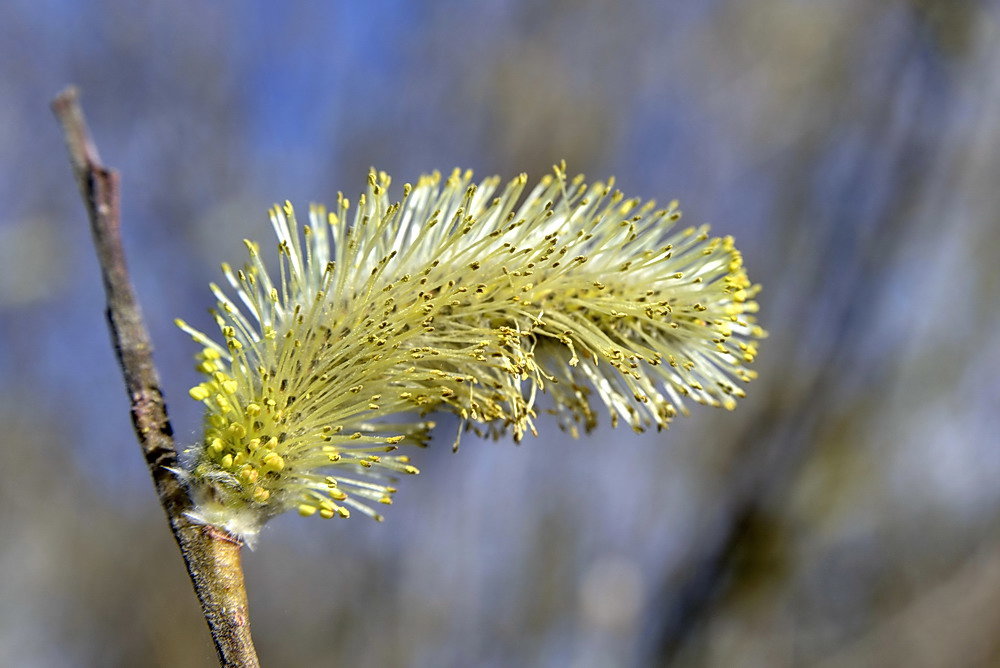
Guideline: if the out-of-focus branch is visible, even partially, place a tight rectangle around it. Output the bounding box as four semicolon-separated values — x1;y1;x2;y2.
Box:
647;8;961;662
51;86;260;668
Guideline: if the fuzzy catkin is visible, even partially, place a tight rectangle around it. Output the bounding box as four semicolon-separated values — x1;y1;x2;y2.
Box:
176;164;764;541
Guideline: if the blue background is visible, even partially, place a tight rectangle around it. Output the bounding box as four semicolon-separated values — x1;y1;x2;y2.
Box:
1;1;999;666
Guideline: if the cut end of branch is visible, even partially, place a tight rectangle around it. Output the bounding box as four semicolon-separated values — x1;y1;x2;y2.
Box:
51;85;104;174
51;84;80;113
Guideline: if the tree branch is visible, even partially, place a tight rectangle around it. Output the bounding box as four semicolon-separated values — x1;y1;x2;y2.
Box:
52;86;260;668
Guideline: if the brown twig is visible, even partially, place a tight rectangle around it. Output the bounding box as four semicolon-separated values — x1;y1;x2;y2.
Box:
52;86;260;668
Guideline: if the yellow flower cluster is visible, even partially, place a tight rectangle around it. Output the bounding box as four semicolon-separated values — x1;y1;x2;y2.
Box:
177;164;764;541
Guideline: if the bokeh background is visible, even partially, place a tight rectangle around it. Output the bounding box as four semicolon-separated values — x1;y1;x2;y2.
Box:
2;1;999;666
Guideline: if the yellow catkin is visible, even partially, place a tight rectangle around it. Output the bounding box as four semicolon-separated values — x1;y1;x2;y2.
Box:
177;165;764;542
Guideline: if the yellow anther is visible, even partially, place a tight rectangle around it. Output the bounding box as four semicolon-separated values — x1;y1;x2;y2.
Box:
189;385;210;401
262;453;285;470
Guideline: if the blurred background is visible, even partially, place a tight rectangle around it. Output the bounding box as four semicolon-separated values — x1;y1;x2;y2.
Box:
2;1;999;666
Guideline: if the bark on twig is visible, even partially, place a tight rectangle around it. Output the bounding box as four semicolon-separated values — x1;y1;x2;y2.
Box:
52;86;260;668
